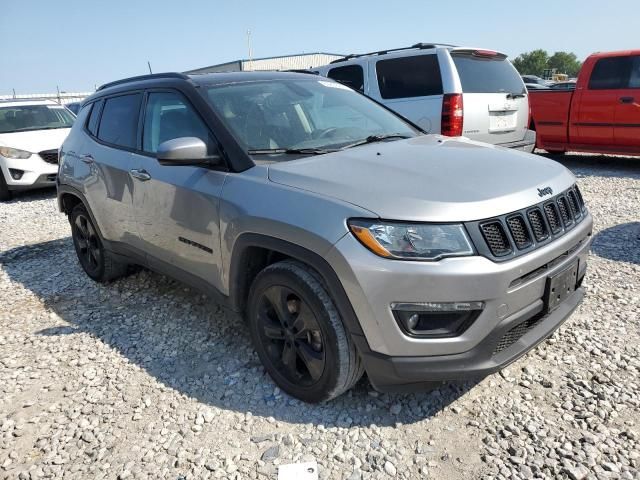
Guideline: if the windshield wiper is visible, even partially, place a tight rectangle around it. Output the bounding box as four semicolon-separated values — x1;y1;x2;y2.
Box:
247;147;337;155
507;92;526;99
339;134;412;150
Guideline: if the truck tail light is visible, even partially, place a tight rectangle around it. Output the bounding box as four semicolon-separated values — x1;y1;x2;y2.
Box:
441;93;464;137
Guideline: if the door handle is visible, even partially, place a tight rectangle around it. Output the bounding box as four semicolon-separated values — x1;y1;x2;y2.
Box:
619;96;634;104
81;154;94;164
130;168;151;181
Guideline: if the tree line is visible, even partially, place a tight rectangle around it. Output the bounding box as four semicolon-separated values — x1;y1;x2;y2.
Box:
512;50;582;77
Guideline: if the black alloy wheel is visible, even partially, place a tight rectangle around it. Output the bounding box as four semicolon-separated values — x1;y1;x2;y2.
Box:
256;285;326;386
247;260;364;403
73;213;103;275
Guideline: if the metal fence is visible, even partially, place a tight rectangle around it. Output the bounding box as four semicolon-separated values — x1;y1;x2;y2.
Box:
0;91;93;105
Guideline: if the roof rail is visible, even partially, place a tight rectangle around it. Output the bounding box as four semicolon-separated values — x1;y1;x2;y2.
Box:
329;42;457;64
0;97;63;104
98;72;190;91
283;69;319;75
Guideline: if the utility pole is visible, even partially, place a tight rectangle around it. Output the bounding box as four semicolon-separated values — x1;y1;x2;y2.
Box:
246;29;253;71
147;61;153;74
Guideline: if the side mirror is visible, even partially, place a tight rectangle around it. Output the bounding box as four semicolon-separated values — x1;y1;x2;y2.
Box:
156;137;222;166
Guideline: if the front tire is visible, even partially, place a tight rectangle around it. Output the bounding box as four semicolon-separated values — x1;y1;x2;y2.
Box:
70;204;127;283
247;260;364;402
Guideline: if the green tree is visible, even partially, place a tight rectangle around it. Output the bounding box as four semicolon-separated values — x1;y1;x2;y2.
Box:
547;51;582;77
512;49;549;76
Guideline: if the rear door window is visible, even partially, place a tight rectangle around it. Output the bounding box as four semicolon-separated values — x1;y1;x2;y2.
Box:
626;56;640;88
588;56;631;90
97;93;142;149
375;55;443;99
327;65;365;92
452;54;525;93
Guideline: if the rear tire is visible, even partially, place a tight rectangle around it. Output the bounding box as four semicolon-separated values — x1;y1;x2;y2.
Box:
70;203;128;283
247;260;364;403
0;172;12;201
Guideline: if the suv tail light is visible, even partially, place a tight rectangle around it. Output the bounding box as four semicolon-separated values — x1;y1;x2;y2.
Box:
441;93;464;137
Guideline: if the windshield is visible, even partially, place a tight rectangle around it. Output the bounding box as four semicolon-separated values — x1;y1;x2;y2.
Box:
452;54;526;94
0;104;75;134
204;78;418;153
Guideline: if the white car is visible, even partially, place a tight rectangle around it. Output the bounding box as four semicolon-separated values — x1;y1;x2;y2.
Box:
0;99;74;200
313;43;535;152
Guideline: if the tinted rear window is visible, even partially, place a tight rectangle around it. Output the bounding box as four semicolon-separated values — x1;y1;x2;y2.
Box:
375;55;443;99
452;54;525;94
588;56;631;90
328;65;365;92
86;100;102;137
97;94;142;149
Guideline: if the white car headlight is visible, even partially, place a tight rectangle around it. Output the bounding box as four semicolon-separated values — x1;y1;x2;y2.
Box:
348;219;475;261
0;146;32;159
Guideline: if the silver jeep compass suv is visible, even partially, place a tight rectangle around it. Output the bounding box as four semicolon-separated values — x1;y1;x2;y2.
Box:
58;72;592;402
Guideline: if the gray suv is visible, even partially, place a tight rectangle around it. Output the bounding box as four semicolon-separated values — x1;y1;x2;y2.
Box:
58;72;592;402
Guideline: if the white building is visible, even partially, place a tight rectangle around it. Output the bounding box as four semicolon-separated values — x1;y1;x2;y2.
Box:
184;52;344;74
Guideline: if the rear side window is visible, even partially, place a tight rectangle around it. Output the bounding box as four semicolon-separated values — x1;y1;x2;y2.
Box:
142;91;213;154
97;94;142;149
630;56;640;88
327;65;365;92
588;57;631;90
375;55;443;99
452;54;525;93
86;100;102;137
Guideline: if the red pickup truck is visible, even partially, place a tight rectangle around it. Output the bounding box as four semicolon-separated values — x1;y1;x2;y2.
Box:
529;50;640;156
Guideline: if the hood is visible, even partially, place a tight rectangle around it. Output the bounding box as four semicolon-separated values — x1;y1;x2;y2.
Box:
268;135;575;222
0;128;71;153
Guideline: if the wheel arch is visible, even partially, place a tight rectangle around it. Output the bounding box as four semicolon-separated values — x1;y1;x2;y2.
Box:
57;185;107;243
228;233;367;341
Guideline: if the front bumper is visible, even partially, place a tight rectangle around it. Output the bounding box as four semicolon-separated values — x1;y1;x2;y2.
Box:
0;155;58;190
326;211;591;390
356;287;583;392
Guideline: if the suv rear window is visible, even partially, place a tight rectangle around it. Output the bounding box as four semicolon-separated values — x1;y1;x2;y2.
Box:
452;54;525;94
97;93;142;149
375;55;443;99
327;65;365;92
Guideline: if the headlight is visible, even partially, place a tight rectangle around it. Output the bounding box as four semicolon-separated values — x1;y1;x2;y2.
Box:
348;219;474;260
0;147;32;159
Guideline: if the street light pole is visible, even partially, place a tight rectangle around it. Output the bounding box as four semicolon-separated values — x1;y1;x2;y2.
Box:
246;29;253;71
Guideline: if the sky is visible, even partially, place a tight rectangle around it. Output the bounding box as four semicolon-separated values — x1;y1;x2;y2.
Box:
1;0;637;94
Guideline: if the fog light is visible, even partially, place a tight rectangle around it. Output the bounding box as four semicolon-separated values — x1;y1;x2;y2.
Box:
9;169;24;180
391;301;483;338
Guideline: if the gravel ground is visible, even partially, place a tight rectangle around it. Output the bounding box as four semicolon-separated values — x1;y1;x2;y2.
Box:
0;153;638;480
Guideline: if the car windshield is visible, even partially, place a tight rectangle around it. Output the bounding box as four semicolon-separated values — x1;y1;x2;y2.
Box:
0;104;75;134
204;78;418;154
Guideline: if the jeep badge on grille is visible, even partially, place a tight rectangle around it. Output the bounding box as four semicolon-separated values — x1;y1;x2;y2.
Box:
537;187;553;197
